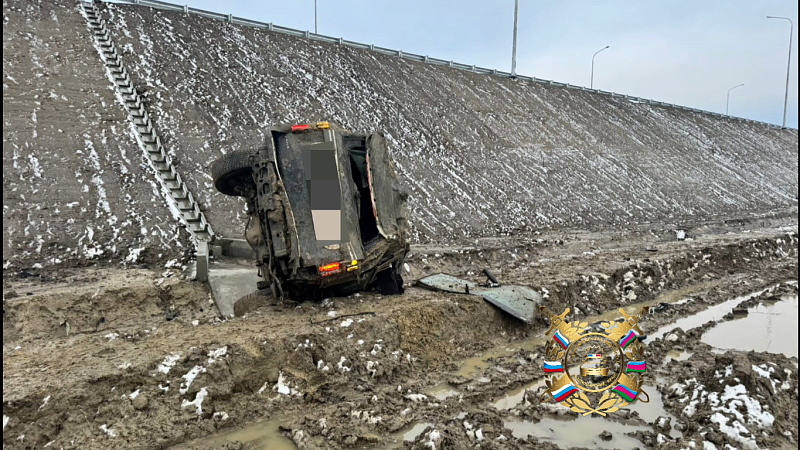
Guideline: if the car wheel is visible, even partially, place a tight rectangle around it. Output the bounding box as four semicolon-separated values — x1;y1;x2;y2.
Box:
211;151;255;197
375;268;404;295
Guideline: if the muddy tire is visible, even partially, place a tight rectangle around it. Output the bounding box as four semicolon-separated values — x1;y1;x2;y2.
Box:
232;289;273;316
375;268;404;295
212;151;255;197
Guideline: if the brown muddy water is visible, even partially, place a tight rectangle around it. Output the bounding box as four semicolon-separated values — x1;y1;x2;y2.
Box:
385;422;435;448
186;416;295;449
702;295;798;357
504;415;649;449
664;349;693;362
492;378;547;410
501;381;682;447
424;382;460;401
649;286;776;341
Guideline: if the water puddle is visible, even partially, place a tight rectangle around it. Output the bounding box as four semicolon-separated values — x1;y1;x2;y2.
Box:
425;382;460;400
386;422;434;448
626;385;682;438
702;295;798;357
187;416;296;450
455;340;545;378
664;349;693;362
497;382;681;445
492;378;547;410
504;415;649;449
649;287;776;341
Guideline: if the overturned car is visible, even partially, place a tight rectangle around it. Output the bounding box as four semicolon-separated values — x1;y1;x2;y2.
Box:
211;122;409;302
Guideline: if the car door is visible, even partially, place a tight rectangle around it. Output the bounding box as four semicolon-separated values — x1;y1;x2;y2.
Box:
365;133;407;240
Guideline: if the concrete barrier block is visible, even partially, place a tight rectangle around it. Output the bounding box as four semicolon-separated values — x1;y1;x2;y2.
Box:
218;238;257;260
195;240;209;282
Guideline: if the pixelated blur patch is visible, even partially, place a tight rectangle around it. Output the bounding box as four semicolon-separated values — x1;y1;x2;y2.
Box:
302;141;343;243
311;210;342;241
309;150;338;180
310;180;341;210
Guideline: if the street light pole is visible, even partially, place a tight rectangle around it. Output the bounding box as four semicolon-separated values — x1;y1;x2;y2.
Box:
726;84;744;116
314;0;318;34
591;45;610;89
511;0;519;76
767;16;794;128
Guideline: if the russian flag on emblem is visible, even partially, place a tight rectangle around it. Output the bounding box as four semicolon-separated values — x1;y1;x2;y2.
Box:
552;383;579;402
543;361;564;373
587;353;602;358
553;330;570;349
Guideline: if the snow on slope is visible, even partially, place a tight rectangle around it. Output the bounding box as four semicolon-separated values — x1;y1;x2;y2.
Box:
2;0;190;271
101;3;797;245
2;0;798;272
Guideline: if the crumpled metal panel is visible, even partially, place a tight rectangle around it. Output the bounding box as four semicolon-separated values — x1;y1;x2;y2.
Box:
416;273;478;293
477;285;540;324
417;273;541;323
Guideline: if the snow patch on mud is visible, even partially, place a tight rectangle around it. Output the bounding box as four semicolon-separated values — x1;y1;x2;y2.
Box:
179;366;206;395
670;367;781;449
181;387;208;415
99;424;116;438
206;346;227;364
156;353;181;374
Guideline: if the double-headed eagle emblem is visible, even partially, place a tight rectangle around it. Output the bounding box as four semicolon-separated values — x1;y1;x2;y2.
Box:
539;305;650;416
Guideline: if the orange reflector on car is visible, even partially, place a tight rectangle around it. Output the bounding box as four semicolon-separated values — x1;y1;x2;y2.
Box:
319;262;341;276
317;121;330;129
291;124;310;132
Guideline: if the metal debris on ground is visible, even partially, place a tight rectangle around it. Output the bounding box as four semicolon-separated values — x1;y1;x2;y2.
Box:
416;273;541;323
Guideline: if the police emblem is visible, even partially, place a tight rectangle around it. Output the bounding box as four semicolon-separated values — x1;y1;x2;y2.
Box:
539;305;650;415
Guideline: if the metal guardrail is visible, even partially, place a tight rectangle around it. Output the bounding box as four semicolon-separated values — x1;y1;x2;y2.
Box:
103;0;796;131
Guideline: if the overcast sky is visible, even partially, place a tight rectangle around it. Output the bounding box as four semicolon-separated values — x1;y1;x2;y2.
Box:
182;0;798;128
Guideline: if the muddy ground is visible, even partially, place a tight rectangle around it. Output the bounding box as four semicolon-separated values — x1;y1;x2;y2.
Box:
3;223;798;450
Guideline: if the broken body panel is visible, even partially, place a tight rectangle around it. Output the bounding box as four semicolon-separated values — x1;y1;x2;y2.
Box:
417;273;541;323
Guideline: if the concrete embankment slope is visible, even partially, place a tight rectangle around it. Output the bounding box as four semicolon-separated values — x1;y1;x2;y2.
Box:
100;3;797;243
2;0;191;272
2;1;798;270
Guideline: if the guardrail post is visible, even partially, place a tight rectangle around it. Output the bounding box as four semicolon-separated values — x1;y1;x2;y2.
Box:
305;30;309;39
471;65;476;72
449;60;453;67
227;14;232;23
183;5;188;14
370;44;375;51
339;37;343;45
268;22;273;31
424;55;429;63
398;50;403;57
